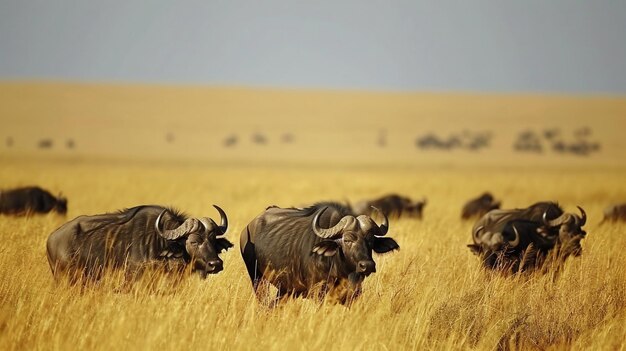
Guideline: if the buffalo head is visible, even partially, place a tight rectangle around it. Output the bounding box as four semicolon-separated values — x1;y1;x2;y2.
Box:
311;206;399;279
410;197;427;218
156;205;233;278
55;195;68;215
541;206;587;257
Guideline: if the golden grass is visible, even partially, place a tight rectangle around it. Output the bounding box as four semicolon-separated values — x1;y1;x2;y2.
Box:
1;82;626;349
1;158;625;350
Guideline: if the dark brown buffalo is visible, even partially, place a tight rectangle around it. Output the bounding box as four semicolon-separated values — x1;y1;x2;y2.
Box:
0;186;67;216
240;202;399;304
468;202;587;273
601;203;626;223
352;194;427;219
46;205;233;282
461;192;501;220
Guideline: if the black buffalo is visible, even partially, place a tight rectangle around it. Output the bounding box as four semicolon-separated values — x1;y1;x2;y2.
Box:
240;203;399;304
46;205;233;282
352;194;427;219
468;202;587;273
461;192;501;220
601;203;626;223
0;186;67;216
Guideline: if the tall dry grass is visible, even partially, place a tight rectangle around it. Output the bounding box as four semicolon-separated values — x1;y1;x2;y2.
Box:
1;159;625;350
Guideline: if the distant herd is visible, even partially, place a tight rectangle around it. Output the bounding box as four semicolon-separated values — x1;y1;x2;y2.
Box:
1;185;625;305
4;127;601;157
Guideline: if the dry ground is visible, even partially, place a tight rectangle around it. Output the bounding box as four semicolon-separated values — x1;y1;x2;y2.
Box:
0;159;625;350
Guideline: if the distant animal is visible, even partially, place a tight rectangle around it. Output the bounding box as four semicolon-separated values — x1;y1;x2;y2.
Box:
252;133;267;145
223;134;238;147
38;139;53;149
240;203;399;304
6;137;13;147
514;130;543;153
281;133;294;144
574;127;592;138
352;194;427;219
66;139;75;149
543;128;560;140
461;192;501;220
552;140;566;153
46;205;233;282
601;203;626;223
378;129;387;147
416;133;448;150
0;186;67;216
468;202;587;273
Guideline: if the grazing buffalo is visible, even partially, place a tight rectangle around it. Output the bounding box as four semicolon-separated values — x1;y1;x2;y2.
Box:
46;205;233;282
468;202;587;273
240;203;399;304
461;192;501;220
0;186;67;216
352;194;427;219
601;203;626;223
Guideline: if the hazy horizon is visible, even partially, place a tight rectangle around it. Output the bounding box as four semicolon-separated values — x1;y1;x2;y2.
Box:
1;1;625;94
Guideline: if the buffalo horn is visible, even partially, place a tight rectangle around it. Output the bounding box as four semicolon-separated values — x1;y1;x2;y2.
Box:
509;225;521;248
543;210;568;227
213;204;228;234
370;206;389;236
577;206;586;226
155;210;200;240
312;207;348;239
473;225;485;238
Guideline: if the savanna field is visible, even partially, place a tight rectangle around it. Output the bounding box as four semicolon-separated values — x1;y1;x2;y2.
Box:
1;83;626;350
1;161;626;350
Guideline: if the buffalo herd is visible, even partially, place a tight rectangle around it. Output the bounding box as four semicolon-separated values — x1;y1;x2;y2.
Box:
2;183;624;305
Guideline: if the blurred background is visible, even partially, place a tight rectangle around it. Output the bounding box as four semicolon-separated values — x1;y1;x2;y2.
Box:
1;1;625;167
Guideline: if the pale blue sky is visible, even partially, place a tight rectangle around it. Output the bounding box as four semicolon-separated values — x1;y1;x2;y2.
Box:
1;1;625;93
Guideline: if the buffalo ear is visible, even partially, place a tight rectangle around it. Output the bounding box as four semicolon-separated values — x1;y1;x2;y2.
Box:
312;240;340;257
373;237;399;254
467;244;482;255
216;238;234;253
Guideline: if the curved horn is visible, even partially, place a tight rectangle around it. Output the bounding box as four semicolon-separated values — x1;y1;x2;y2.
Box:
155;210;199;240
473;225;485;239
155;210;167;237
509;225;521;248
213;204;228;234
543;210;568;227
312;207;347;239
577;206;586;226
370;206;389;236
542;210;549;226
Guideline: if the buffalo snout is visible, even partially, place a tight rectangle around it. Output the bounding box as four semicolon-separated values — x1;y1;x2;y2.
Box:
357;260;376;275
206;259;224;274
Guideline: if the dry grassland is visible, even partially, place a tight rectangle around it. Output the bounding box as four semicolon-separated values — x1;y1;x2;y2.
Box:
1;83;625;350
1;159;625;350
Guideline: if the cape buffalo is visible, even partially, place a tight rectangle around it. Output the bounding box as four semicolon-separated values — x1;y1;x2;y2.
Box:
352;194;427;219
461;192;501;220
46;205;233;282
468;202;587;273
0;186;67;216
240;203;399;305
601;203;626;223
